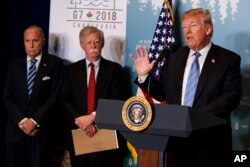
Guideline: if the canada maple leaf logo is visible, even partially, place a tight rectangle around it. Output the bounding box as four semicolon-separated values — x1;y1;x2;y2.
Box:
86;11;93;17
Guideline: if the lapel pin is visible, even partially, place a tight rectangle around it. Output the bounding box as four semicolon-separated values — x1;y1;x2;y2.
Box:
211;59;215;63
43;63;47;67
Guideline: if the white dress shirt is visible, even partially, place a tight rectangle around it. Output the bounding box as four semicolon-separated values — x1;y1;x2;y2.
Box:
181;42;212;105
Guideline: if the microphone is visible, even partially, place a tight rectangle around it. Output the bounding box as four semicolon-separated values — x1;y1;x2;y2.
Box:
155;45;177;63
155;46;172;63
150;46;174;78
146;45;177;101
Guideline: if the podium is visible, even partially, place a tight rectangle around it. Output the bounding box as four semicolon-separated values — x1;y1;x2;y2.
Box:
95;99;226;167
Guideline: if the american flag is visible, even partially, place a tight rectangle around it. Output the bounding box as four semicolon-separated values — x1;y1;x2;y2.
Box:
132;1;176;163
149;0;175;80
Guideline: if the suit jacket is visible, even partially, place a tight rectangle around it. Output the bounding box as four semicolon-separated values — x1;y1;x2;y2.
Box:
4;54;63;143
136;43;242;148
60;57;124;150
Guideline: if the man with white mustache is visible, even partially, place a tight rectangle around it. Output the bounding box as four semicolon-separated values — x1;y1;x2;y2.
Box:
61;26;127;167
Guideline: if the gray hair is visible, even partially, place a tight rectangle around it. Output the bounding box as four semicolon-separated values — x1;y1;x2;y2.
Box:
79;26;104;45
24;25;45;39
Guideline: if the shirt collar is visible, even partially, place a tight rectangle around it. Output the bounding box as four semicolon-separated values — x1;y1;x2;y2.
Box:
86;58;100;68
189;42;212;57
27;53;42;62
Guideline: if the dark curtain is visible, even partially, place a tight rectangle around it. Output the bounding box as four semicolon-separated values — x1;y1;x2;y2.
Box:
0;1;50;166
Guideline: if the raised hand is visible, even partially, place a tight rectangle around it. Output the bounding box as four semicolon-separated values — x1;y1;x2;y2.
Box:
130;47;156;76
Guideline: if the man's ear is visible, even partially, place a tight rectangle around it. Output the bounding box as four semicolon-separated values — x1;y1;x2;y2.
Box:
206;26;212;35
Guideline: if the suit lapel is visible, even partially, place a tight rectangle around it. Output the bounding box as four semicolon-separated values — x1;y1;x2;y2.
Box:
174;48;189;103
30;54;48;98
81;60;88;111
194;44;218;104
19;58;29;99
95;58;106;99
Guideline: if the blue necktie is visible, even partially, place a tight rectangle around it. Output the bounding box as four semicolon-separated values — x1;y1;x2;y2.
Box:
27;59;37;96
183;52;201;107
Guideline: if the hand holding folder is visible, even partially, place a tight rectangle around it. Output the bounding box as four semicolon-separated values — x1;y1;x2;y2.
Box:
71;129;119;155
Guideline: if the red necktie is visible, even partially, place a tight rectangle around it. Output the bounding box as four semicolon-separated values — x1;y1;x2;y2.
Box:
87;63;95;114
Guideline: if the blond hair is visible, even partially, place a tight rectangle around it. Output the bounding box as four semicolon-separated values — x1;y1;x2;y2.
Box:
182;8;213;36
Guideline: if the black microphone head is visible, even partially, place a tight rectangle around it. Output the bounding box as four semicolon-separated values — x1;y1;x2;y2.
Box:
157;46;172;62
160;45;179;58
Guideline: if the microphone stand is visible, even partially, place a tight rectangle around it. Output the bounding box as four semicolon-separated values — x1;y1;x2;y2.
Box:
146;46;174;102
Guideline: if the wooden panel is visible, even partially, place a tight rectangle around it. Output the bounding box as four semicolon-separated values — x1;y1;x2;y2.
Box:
140;149;159;167
139;149;177;167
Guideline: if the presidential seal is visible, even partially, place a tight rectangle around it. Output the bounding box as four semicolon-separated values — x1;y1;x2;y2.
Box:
122;96;152;131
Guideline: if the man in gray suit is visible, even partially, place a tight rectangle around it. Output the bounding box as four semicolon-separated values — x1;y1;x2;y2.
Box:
3;25;63;167
131;8;242;167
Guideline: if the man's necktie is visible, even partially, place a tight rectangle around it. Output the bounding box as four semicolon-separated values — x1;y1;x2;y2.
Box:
27;59;37;96
87;63;95;114
183;52;201;107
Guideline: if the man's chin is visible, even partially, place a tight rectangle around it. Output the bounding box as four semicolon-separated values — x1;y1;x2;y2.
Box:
28;54;39;58
91;53;100;57
87;54;101;60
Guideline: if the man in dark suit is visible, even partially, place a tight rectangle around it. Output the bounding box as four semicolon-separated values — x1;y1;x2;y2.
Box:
3;25;63;167
131;8;242;167
61;26;127;167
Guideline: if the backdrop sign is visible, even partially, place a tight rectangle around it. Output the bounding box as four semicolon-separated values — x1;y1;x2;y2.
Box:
49;0;250;154
126;0;250;151
49;0;127;65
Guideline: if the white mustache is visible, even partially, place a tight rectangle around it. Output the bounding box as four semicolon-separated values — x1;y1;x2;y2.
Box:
90;49;99;53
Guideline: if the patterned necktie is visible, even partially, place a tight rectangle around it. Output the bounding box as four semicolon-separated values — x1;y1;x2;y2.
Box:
183;52;201;107
87;63;95;114
27;59;37;96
